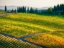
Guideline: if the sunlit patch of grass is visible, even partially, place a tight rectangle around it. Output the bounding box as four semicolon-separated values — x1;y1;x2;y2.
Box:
51;31;64;38
25;33;64;48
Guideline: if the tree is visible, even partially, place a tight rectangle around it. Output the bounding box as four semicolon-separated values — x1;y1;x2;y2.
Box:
14;9;17;13
34;8;38;14
59;4;64;14
17;6;26;13
57;4;60;11
22;6;26;12
11;9;14;13
48;7;53;14
53;4;64;15
17;7;22;13
5;5;7;12
29;7;34;13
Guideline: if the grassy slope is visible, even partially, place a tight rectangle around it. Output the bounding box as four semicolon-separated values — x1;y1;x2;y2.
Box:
0;13;64;37
25;33;64;48
0;13;64;48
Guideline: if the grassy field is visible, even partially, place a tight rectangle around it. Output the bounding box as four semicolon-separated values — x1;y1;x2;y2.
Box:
0;13;64;48
0;11;6;15
25;33;64;48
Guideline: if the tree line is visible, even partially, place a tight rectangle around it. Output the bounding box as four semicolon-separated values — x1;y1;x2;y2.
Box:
5;4;64;15
4;6;17;13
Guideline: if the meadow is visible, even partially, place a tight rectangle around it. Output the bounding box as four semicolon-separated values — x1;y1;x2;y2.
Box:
0;13;64;48
0;11;6;15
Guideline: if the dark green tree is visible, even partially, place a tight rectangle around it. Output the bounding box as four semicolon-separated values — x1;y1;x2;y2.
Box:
22;6;26;12
14;9;17;13
34;8;38;14
60;4;64;14
29;7;34;13
11;9;14;13
17;6;26;13
5;5;7;12
48;7;53;14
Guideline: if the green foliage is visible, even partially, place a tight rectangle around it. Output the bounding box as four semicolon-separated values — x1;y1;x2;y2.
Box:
5;5;7;12
48;7;53;14
53;4;64;15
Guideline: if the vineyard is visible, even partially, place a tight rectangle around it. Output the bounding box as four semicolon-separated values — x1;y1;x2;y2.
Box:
0;13;64;48
25;33;64;48
0;34;37;48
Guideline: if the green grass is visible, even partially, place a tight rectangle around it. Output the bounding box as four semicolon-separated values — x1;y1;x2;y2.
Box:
0;13;64;37
0;13;64;48
0;11;6;15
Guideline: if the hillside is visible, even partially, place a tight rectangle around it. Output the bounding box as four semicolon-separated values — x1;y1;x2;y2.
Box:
0;13;64;48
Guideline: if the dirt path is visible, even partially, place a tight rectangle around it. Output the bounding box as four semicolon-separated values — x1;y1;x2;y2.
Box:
0;32;46;48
